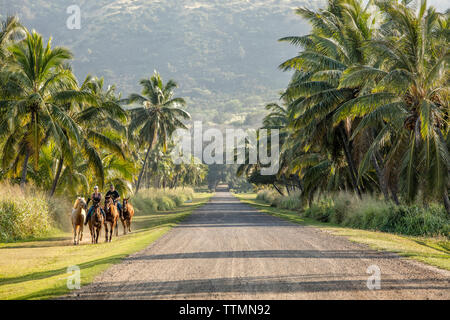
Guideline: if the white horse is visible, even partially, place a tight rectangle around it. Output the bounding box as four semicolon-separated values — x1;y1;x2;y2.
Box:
71;197;87;245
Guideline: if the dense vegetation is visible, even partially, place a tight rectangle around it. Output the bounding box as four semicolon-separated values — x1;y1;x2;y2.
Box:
257;189;448;237
239;0;449;224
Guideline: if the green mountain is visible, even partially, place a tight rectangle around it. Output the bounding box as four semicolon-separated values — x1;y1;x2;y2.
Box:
1;0;319;125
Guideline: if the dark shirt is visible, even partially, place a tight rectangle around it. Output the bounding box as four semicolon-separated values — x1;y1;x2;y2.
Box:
105;190;120;201
87;192;102;206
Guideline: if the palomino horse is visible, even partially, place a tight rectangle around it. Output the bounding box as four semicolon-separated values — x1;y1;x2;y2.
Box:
104;196;119;242
88;203;104;244
71;197;87;245
120;197;135;235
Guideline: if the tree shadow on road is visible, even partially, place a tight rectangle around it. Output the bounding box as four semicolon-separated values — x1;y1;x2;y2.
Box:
68;274;450;299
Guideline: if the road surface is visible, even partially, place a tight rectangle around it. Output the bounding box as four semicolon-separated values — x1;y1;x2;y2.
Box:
67;190;450;299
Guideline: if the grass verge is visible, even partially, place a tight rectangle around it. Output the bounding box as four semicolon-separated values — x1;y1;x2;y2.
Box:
234;193;450;271
0;193;212;300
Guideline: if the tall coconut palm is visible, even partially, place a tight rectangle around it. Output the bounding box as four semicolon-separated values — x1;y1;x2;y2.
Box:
0;30;84;186
334;0;449;211
278;0;383;198
126;71;190;193
48;75;128;196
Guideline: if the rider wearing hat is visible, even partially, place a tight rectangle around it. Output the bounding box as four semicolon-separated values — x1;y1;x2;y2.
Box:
85;186;106;225
105;184;123;219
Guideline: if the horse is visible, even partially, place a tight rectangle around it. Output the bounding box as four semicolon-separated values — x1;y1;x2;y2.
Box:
120;197;135;235
104;196;119;242
88;202;104;244
71;197;87;245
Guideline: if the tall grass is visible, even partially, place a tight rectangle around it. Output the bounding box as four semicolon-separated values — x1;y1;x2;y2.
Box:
257;189;449;238
256;190;302;210
303;193;449;238
256;189;278;204
0;184;70;242
133;188;194;213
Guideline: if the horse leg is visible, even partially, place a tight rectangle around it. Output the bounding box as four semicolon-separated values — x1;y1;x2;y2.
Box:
121;218;126;235
90;225;94;244
93;225;97;244
110;223;114;241
73;225;77;245
111;219;116;240
77;225;81;245
114;220;119;237
104;223;109;242
96;227;100;244
79;224;83;242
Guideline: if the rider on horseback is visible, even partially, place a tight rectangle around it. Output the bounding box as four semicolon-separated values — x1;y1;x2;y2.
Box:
85;186;106;225
105;184;123;219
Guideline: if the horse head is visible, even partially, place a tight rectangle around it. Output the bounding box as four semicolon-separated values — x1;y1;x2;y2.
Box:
74;197;86;210
123;197;129;213
104;196;113;211
79;197;87;209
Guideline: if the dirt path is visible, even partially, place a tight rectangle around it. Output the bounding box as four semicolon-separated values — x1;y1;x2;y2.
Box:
66;190;449;300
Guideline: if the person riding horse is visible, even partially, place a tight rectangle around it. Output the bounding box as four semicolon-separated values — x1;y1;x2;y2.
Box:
85;186;106;225
105;184;123;219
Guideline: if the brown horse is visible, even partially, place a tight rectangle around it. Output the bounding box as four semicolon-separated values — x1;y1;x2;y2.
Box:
71;197;87;245
120;197;135;235
88;203;104;244
104;196;119;242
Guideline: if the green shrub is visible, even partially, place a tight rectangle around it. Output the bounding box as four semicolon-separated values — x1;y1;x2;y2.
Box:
256;190;278;204
302;192;449;238
257;190;303;210
385;205;449;237
156;196;176;211
304;199;333;222
273;191;302;210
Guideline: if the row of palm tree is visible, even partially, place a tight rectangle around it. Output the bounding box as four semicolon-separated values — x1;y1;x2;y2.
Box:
0;18;206;196
239;0;449;214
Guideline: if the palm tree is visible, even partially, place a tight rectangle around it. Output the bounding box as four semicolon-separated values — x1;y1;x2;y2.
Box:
334;0;449;211
126;71;190;193
48;75;128;196
0;15;24;67
278;0;383;198
0;30;83;187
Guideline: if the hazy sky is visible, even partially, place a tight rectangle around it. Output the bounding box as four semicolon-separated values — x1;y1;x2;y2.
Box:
428;0;449;11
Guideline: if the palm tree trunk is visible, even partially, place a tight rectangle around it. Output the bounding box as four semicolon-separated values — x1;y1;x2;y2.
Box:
20;149;30;188
339;129;362;198
443;189;450;216
435;130;450;215
135;146;152;194
390;187;400;205
294;175;304;192
172;175;179;188
272;183;284;196
283;177;291;196
371;154;389;201
50;156;64;197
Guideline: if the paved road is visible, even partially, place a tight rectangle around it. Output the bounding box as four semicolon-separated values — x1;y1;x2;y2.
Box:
68;190;450;299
